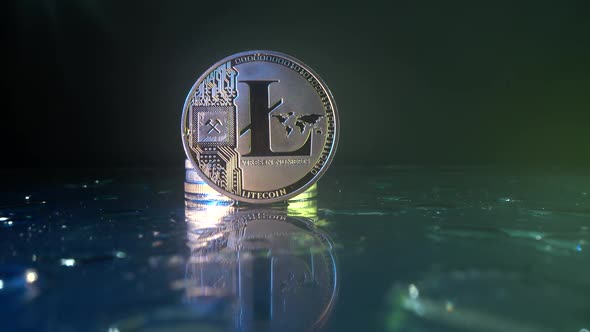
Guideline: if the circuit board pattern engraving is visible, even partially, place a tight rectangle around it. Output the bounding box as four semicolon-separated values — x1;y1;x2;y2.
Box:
190;61;237;107
188;61;242;196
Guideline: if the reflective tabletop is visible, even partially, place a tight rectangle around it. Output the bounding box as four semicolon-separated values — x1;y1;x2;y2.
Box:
1;167;589;332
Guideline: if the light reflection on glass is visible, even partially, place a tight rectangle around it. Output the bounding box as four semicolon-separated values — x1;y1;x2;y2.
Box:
109;180;336;332
184;195;338;332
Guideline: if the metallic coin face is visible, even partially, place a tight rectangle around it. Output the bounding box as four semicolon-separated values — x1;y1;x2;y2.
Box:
181;50;339;203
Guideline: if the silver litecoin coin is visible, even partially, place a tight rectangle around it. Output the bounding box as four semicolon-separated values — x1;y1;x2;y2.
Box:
181;50;339;203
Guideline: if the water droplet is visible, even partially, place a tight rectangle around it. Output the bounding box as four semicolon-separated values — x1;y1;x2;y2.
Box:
445;301;454;312
60;258;76;267
114;251;127;259
409;284;419;299
25;269;38;283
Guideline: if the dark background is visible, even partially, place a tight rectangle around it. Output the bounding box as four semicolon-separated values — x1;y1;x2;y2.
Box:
3;0;589;168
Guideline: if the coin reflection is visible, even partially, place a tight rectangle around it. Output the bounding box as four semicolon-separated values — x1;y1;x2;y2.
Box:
185;198;338;332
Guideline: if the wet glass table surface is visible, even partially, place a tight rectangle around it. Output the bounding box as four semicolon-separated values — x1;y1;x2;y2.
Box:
1;167;589;332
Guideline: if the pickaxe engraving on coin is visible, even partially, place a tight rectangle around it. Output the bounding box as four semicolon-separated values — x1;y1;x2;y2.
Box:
206;119;222;134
